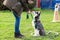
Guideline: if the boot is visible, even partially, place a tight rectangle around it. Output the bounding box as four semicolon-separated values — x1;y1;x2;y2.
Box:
14;32;24;38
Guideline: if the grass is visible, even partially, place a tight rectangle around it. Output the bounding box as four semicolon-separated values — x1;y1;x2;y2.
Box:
0;10;60;40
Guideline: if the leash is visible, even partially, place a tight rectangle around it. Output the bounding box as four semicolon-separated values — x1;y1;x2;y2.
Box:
26;12;33;19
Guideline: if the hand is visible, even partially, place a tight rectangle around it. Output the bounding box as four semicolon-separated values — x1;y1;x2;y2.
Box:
28;0;34;4
28;10;31;13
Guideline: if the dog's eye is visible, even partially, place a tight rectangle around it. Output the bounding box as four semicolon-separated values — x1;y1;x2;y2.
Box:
35;12;38;14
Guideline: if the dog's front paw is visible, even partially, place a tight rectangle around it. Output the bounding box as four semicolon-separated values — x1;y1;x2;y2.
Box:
31;32;40;36
33;33;40;36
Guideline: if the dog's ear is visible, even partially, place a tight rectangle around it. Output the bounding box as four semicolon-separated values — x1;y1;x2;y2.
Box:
40;11;41;14
38;11;41;14
38;11;41;16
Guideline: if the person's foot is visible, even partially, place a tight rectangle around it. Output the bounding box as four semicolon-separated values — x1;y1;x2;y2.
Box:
15;32;24;38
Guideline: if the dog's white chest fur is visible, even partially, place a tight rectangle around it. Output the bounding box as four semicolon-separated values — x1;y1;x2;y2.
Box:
32;11;40;27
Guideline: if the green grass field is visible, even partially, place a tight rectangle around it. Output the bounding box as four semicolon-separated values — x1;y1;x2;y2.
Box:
0;10;60;40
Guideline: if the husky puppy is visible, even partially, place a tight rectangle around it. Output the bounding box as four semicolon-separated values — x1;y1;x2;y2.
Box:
32;11;45;36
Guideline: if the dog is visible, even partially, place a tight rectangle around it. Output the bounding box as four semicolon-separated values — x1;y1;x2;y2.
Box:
32;11;45;36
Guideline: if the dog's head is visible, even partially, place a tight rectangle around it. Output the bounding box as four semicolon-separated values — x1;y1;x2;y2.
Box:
32;11;41;19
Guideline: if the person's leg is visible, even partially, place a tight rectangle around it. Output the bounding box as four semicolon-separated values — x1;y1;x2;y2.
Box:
13;13;20;33
12;11;23;38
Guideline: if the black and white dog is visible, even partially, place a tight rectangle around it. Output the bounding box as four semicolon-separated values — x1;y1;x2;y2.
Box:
32;11;45;36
